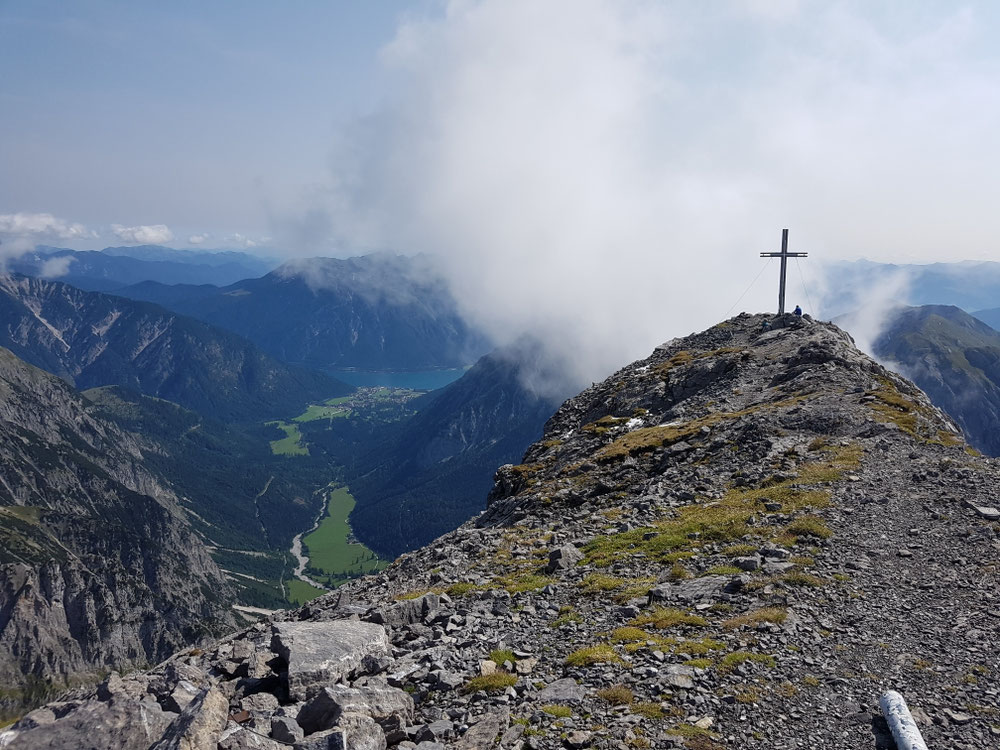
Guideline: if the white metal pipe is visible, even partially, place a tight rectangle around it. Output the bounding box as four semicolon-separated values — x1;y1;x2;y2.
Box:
880;690;929;750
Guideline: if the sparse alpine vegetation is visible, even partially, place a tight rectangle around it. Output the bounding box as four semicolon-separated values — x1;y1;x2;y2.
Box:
6;312;1000;750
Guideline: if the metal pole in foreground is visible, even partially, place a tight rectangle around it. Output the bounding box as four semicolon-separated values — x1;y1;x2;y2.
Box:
880;691;929;750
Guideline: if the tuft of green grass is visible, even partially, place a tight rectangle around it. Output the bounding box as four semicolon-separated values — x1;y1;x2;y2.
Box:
596;684;634;705
494;573;554;593
611;626;652;643
631;607;707;630
718;651;776;673
632;702;665;719
541;704;572;718
582;415;628;435
550;606;582;627
445;582;482;597
783;516;833;540
667;562;693;580
490;649;516;666
666;724;717;739
395;587;444;600
462;672;517;694
732;685;761;703
722;607;787;630
684;658;713;669
565;644;624;667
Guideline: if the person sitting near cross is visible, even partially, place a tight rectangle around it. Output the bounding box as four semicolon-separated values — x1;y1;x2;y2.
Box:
793;305;802;317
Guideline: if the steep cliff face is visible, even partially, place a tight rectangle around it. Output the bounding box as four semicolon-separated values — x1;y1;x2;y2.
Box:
872;305;1000;456
0;348;237;715
5;314;999;749
0;274;350;422
350;339;569;558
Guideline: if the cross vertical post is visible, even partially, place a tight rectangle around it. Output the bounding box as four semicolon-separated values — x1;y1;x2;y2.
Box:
760;228;807;315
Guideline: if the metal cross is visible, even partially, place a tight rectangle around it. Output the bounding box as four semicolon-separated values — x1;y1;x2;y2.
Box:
760;228;807;315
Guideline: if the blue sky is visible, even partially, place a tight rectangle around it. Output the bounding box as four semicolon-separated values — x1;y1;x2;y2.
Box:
3;1;1000;264
0;1;427;248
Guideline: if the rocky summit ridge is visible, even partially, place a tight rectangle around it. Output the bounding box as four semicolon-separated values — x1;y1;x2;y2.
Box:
4;313;999;750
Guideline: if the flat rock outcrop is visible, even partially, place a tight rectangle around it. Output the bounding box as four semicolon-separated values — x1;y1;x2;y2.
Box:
5;313;999;749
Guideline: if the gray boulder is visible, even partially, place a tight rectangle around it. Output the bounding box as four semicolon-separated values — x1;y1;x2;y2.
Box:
271;715;305;744
537;678;587;703
544;545;583;573
218;726;286;750
452;709;509;749
0;698;172;750
272;621;390;700
150;686;229;750
297;685;414;735
295;714;386;750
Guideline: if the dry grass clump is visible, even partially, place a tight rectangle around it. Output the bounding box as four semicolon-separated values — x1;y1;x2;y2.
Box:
461;672;517;693
596;684;634;705
550;605;582;627
611;626;652;643
489;649;516;666
630;607;708;629
445;582;481;596
632;702;665;719
541;704;572;718
565;644;624;667
718;651;776;673
722;607;787;630
394;588;444;600
494;573;554;593
783;516;832;540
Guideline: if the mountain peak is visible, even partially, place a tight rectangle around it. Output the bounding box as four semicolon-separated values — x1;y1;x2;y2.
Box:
6;313;999;749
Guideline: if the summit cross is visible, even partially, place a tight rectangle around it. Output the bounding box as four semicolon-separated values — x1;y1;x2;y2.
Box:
760;228;807;315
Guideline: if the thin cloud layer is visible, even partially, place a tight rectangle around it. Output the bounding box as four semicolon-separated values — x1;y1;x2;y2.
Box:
0;212;96;241
111;224;175;245
305;0;1000;390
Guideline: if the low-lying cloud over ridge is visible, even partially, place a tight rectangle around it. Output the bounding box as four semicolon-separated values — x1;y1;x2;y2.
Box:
292;0;999;392
111;224;175;245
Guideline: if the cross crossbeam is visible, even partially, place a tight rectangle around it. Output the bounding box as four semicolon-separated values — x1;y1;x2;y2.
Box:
760;228;807;315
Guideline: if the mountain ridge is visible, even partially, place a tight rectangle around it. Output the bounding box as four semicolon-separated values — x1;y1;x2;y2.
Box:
9;245;276;290
0;346;238;718
110;254;492;371
347;338;570;558
0;273;351;422
4;313;998;749
871;304;1000;456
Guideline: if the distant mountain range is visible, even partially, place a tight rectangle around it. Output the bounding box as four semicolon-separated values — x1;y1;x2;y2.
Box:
346;338;571;557
111;254;492;371
0;347;236;710
0;274;350;422
821;259;1000;317
8;244;277;291
972;306;1000;331
868;305;1000;456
